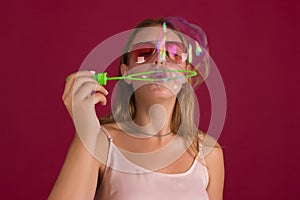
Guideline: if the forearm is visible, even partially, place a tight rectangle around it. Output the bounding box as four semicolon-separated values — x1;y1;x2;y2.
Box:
48;134;100;200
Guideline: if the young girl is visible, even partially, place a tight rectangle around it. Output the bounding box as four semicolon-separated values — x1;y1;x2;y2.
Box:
49;17;224;200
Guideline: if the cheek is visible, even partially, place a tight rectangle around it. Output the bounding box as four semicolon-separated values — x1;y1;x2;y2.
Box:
128;59;140;69
180;62;188;70
164;62;187;71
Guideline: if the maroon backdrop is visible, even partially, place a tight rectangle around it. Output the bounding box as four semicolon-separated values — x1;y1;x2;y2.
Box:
1;0;299;199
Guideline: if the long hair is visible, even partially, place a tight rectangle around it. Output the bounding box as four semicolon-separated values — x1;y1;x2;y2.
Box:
100;17;207;161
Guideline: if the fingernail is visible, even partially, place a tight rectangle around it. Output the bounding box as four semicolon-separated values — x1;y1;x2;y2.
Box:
105;89;109;95
90;70;96;74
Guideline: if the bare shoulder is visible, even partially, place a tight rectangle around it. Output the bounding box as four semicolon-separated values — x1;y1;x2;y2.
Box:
199;133;222;155
205;142;224;168
199;133;224;169
199;133;225;199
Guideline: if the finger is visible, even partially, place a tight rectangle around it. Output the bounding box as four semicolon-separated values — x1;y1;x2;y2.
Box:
72;76;98;96
63;77;97;103
75;82;101;101
94;84;109;96
63;70;96;100
63;70;96;99
75;82;108;98
66;70;96;82
87;92;107;105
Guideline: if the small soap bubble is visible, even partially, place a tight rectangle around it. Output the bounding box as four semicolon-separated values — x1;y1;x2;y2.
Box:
165;17;210;88
162;22;167;33
195;41;202;56
188;43;193;63
159;36;167;62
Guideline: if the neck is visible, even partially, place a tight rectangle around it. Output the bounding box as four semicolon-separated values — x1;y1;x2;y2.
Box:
133;97;176;136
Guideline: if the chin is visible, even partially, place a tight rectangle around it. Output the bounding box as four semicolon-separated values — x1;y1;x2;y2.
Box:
134;83;178;100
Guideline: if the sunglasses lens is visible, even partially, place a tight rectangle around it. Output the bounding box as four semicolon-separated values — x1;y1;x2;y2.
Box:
130;43;156;64
166;42;187;63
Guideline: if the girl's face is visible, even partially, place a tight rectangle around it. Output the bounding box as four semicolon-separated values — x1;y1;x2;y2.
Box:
121;26;189;99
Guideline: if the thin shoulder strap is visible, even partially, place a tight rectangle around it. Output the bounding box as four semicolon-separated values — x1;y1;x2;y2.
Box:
100;125;112;140
198;133;207;165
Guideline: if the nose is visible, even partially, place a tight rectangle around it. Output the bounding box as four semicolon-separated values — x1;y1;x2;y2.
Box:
154;60;165;65
152;60;165;71
153;50;166;66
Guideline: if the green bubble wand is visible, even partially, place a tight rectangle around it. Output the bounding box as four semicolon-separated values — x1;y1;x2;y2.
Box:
66;69;197;85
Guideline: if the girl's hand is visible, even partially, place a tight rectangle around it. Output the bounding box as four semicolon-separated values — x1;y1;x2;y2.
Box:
62;70;108;137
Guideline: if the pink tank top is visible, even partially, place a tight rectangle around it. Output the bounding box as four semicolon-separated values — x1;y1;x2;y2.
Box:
94;126;209;200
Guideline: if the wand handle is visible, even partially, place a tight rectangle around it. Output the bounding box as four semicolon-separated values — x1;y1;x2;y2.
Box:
92;72;108;85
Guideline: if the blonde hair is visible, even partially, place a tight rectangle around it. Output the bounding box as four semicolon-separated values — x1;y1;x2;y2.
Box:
100;17;207;161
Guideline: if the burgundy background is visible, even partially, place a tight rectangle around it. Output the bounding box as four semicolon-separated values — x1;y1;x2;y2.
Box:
1;0;299;199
